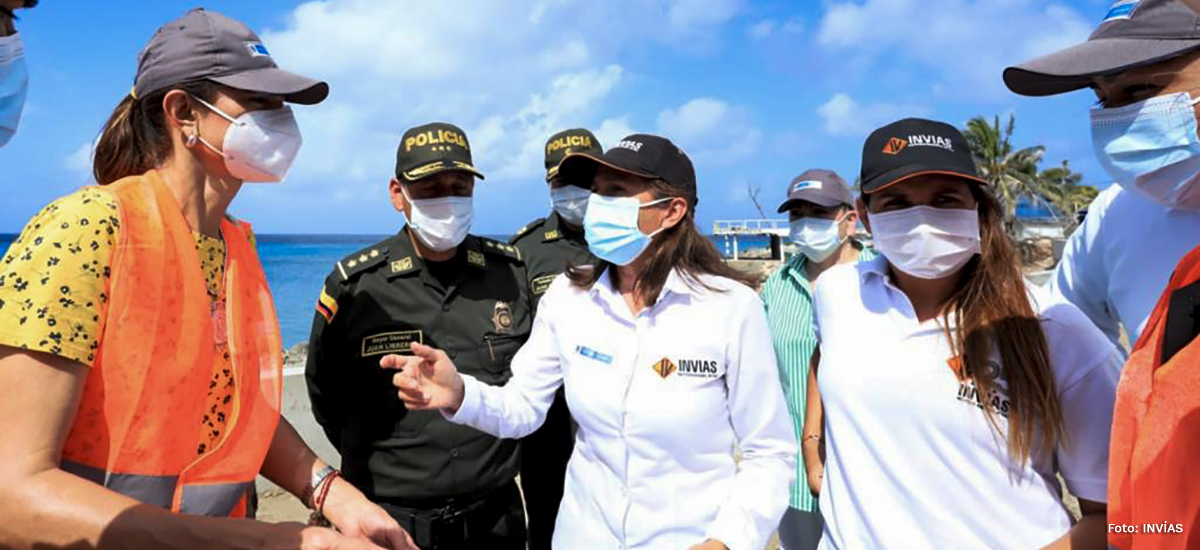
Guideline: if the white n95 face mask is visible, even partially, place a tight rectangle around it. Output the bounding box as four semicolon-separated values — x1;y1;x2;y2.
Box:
551;185;590;226
789;214;846;263
0;34;28;148
403;186;474;252
191;95;304;183
869;206;981;280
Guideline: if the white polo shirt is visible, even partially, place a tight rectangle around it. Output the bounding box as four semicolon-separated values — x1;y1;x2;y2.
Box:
1051;185;1200;348
449;269;796;550
814;257;1121;550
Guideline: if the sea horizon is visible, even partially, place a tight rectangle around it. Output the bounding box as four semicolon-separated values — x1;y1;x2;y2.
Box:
1;231;776;348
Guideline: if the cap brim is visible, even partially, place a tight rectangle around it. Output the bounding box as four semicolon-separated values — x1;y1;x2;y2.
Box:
776;192;846;213
400;161;485;182
210;67;330;105
864;167;988;194
558;151;656;187
1004;38;1200;97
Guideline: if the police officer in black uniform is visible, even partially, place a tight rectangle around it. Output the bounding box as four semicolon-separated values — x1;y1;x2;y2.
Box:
507;128;600;550
306;122;530;550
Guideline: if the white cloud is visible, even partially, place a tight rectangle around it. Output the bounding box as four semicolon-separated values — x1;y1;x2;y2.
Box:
817;93;928;138
255;0;744;231
748;17;803;40
472;65;625;180
64;141;95;182
656;97;762;164
664;0;743;47
749;20;777;40
816;0;1092;100
594;117;639;150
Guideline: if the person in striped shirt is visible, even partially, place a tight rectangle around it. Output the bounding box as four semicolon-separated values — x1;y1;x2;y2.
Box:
760;169;874;550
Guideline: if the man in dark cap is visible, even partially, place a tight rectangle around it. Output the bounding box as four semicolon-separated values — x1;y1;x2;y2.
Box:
507;128;601;550
1006;3;1200;546
306;122;531;550
1003;0;1200;351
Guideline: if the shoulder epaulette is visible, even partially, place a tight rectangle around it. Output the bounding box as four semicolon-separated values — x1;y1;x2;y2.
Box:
509;218;547;244
334;244;388;282
479;237;523;261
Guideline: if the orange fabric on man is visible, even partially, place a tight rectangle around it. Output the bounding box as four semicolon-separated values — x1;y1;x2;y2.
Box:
1108;244;1200;550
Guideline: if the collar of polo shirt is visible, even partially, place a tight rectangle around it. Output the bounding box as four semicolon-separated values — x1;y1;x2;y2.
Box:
590;268;699;301
858;255;890;285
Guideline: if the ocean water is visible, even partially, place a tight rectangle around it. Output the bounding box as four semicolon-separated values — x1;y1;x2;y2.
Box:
2;232;772;347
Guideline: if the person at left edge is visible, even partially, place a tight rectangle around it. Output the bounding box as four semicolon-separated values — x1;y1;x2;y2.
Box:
508;127;601;550
0;0;36;147
0;8;414;550
306;122;532;550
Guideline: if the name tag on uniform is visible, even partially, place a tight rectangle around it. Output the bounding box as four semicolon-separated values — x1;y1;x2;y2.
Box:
361;330;423;357
532;274;557;296
575;345;613;364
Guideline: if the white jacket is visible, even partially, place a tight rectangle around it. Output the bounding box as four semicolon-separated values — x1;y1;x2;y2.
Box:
450;269;796;550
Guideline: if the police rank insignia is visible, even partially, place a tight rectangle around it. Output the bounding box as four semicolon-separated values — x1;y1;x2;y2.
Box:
391;257;413;273
467;250;486;267
652;357;677;379
492;301;514;334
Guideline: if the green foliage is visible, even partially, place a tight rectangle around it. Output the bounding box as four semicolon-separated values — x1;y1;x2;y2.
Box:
961;114;1094;238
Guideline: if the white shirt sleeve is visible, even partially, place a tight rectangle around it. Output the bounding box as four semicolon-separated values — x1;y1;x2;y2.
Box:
1054;347;1121;503
446;280;565;439
705;290;798;550
1049;188;1124;349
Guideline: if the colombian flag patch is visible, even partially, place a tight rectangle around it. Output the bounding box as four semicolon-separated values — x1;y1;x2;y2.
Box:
317;288;338;323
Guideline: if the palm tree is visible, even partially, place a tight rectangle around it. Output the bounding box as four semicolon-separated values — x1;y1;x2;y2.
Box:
962;114;1050;237
1038;160;1097;232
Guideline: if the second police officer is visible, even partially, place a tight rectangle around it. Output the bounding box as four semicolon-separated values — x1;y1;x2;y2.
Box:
508;128;601;550
306;122;531;550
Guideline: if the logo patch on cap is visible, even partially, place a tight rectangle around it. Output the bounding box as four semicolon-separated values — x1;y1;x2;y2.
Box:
615;140;644;152
244;42;271;58
1102;0;1139;22
882;137;908;155
791;180;823;193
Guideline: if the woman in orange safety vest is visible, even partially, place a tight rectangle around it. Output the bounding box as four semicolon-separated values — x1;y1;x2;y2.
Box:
0;9;415;550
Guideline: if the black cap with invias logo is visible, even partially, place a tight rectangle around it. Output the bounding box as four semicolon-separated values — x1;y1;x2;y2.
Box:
557;133;699;207
860;118;986;194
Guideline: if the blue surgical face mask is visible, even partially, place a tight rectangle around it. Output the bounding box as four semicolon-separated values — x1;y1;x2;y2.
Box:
1091;91;1200;209
583;194;671;266
550;184;590;226
789;213;846;263
0;34;29;148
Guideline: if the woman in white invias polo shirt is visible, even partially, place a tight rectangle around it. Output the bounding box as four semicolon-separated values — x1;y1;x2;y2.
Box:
803;118;1121;550
384;134;797;550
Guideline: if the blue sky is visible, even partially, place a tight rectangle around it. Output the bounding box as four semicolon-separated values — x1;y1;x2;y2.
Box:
1;0;1116;235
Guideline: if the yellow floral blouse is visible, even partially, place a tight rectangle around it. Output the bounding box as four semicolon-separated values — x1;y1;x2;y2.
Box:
0;187;245;456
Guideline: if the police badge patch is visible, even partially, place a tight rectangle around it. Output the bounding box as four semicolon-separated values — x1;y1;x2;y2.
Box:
492;301;514;334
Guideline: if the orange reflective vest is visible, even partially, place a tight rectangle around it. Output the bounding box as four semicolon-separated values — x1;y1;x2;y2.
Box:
1108;245;1200;550
59;170;283;518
